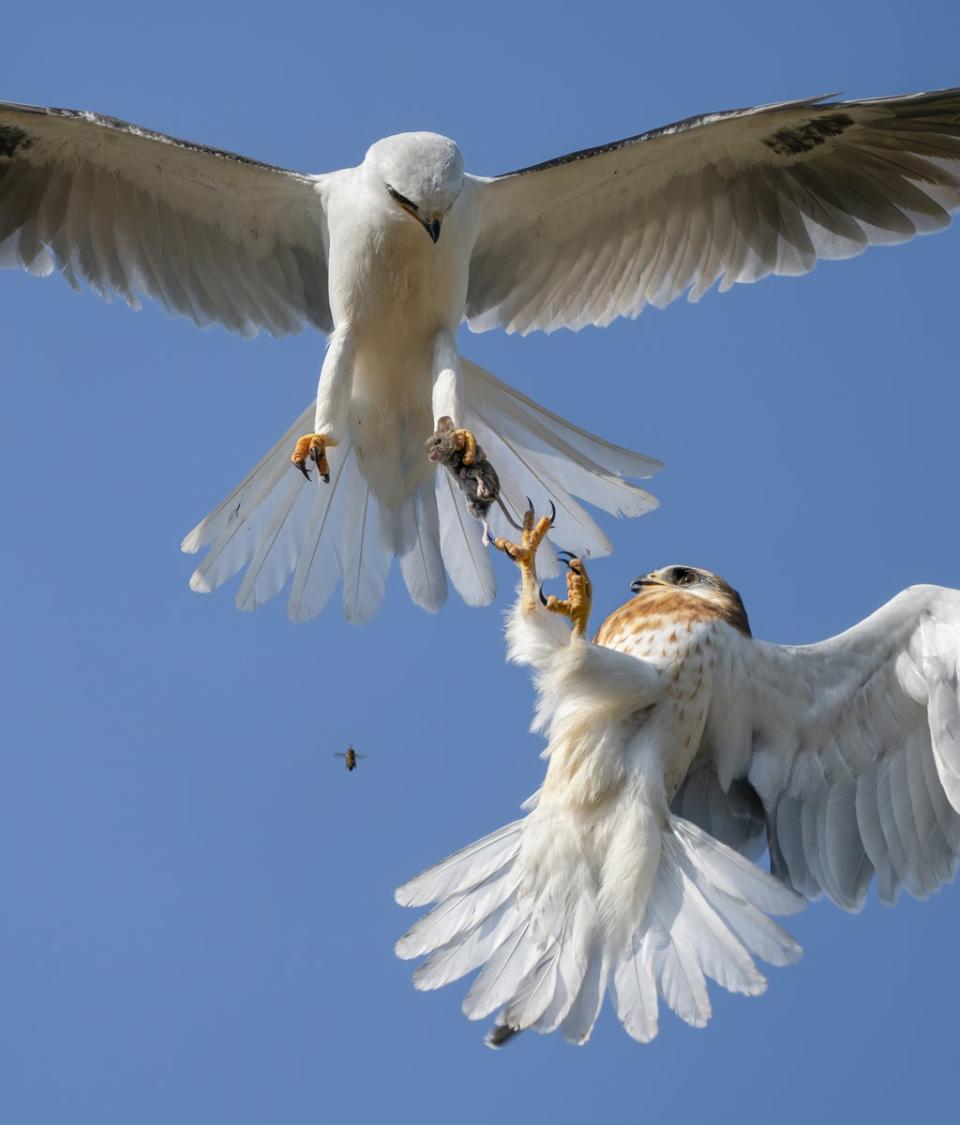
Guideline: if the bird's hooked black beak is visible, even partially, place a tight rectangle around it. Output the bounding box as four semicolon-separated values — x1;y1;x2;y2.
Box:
630;573;667;593
423;217;442;243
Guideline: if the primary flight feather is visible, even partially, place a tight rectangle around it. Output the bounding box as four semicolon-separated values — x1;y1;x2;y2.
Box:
396;511;960;1046
2;88;960;619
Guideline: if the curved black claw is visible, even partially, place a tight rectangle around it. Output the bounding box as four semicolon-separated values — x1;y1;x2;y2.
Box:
321;472;331;484
538;583;548;606
525;496;534;517
548;500;556;526
295;462;311;481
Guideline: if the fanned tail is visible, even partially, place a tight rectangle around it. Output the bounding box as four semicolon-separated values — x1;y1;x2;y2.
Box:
460;359;660;571
181;360;660;622
396;812;803;1047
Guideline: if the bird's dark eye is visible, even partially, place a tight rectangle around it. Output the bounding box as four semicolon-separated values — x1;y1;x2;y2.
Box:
674;569;695;586
387;185;418;211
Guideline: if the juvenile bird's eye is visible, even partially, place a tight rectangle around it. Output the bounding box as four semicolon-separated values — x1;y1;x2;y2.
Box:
674;569;695;586
387;185;418;211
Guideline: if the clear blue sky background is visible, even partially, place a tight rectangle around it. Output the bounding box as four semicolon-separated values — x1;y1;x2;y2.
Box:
2;2;959;1122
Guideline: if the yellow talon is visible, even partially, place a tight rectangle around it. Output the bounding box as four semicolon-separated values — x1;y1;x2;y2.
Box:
494;504;592;635
452;427;478;466
291;433;339;483
545;557;593;638
493;503;555;613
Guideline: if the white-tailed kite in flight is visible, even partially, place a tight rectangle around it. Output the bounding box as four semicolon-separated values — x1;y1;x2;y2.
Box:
396;510;960;1046
2;89;959;620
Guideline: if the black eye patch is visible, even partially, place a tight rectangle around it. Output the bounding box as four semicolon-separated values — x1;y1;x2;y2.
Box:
386;185;418;211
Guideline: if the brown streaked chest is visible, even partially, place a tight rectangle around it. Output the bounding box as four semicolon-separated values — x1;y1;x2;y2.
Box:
595;593;727;796
595;589;732;657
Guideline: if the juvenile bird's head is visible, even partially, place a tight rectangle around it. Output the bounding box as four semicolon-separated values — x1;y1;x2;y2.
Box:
629;565;751;636
364;132;464;243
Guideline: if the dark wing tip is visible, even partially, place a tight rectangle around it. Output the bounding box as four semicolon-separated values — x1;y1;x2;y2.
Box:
0;99;304;176
484;1023;521;1048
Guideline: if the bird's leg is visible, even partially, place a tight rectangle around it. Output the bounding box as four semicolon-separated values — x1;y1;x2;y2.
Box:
292;327;353;483
431;330;479;462
291;433;339;482
543;553;593;639
493;501;556;614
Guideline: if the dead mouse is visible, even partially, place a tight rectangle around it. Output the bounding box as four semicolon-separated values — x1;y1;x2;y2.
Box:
425;417;524;544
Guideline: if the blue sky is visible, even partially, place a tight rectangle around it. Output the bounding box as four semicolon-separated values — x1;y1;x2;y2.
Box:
3;2;960;1121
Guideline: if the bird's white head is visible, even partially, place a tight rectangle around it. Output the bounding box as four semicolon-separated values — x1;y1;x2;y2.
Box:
363;132;464;243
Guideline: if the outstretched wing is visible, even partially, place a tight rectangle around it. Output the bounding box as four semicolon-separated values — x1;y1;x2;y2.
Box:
692;586;960;910
466;88;960;335
0;101;332;337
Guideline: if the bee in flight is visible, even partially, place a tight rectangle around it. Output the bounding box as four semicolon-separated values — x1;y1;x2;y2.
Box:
335;747;366;772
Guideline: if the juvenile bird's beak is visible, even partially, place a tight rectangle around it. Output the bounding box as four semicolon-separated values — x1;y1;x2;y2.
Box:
423;216;442;243
630;573;667;593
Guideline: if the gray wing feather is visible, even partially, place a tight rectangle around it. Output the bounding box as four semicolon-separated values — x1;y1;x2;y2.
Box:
670;770;767;860
0;100;332;337
699;586;960;911
467;88;960;336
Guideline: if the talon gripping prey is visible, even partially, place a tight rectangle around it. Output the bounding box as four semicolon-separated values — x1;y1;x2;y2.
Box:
425;417;524;545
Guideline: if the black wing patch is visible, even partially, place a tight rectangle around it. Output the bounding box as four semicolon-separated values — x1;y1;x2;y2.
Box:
762;113;854;158
0;123;30;159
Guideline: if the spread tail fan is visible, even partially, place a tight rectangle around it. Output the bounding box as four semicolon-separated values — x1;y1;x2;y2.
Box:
181;361;660;622
396;812;803;1046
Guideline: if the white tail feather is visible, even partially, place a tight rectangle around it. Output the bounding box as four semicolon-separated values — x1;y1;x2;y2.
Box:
398;484;447;613
286;448;352;623
558;940;607;1044
611;931;659;1043
499;945;562;1031
397;812;803;1046
436;471;495;606
395;820;524;908
412;902;522;992
182;401;317;593
396;866;519;959
531;895;595;1035
338;450;389;623
461;359;661;492
462;917;543;1020
182;360;659;621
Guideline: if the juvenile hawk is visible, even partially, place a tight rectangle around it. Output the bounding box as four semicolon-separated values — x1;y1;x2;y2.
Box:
396;511;960;1045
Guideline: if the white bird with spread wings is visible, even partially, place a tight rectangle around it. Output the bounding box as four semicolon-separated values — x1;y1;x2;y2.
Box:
397;511;960;1046
2;89;960;620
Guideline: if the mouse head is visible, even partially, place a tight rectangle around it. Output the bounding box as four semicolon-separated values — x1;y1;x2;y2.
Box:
425;416;458;463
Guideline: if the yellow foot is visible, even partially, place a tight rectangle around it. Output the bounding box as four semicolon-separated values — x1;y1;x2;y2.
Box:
543;553;593;638
291;433;339;483
452;426;477;466
492;501;556;612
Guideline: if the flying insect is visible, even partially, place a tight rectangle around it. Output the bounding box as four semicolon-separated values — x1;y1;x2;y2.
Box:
335;748;366;772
